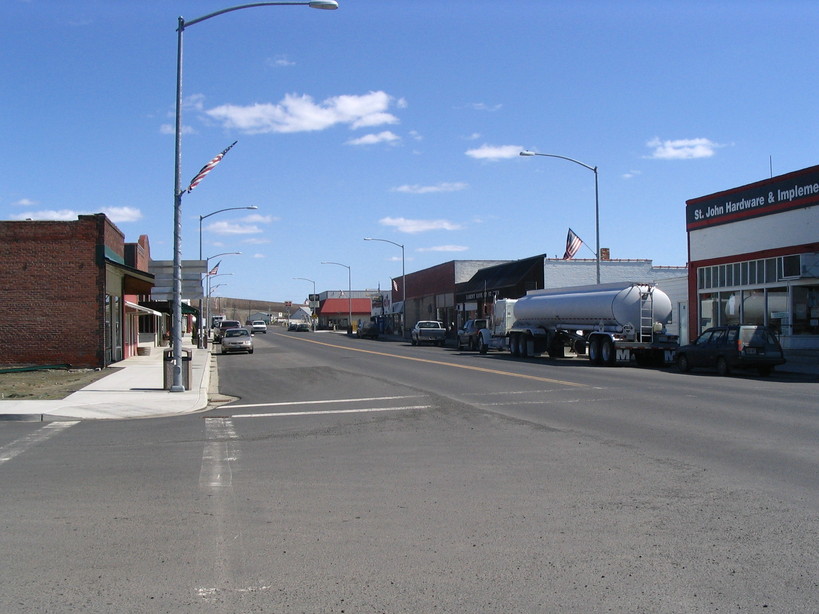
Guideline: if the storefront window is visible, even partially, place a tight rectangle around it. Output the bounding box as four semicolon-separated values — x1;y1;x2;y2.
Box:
723;292;741;324
791;286;819;334
766;287;788;334
699;293;717;329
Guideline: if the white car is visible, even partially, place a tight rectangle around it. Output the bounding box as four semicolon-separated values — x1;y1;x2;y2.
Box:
250;320;267;334
220;328;254;354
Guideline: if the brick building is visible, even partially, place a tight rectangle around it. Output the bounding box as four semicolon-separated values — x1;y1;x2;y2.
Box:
0;214;154;368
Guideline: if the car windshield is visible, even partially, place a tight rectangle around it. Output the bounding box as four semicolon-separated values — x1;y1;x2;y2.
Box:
225;329;248;338
419;322;438;328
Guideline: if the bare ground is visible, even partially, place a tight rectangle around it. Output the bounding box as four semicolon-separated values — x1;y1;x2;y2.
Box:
0;367;117;400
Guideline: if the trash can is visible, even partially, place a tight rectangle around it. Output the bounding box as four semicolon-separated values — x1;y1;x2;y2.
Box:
163;349;192;390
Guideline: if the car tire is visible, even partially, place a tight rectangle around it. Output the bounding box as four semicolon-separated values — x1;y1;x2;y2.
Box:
758;365;772;376
411;337;417;346
716;356;731;376
248;349;254;354
677;353;690;373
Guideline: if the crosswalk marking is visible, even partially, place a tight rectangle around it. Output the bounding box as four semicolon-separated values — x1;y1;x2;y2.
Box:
225;394;424;410
0;421;78;466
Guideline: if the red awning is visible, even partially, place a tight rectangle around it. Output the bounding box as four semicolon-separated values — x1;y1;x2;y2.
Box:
318;298;372;315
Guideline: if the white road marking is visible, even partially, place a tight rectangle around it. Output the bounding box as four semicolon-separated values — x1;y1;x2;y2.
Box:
231;405;433;419
200;417;238;489
0;421;78;466
225;394;424;410
197;417;242;602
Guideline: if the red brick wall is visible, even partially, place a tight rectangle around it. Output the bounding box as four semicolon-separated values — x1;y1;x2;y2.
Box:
0;215;119;368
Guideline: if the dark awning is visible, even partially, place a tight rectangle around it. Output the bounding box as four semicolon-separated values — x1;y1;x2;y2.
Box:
460;255;544;297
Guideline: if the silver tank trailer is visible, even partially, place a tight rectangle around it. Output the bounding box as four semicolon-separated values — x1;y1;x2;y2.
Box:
512;282;673;332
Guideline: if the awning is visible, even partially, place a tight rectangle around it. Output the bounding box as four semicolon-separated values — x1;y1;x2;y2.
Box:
138;300;199;316
318;298;372;315
125;301;162;317
461;255;544;297
105;258;155;295
389;301;404;314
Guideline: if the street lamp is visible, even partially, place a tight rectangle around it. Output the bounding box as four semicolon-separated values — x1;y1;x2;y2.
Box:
204;252;241;340
364;237;406;335
199;206;258;260
520;149;600;284
170;0;338;391
321;261;351;332
196;209;254;348
293;277;317;330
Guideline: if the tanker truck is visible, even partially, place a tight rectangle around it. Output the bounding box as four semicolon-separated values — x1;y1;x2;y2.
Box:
475;282;678;366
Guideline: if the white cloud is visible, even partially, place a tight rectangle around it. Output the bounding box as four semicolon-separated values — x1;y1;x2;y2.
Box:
11;198;38;206
206;90;400;135
8;206;141;223
622;170;642;179
646;137;724;160
378;216;462;234
346;131;400;146
417;245;468;252
102;207;142;223
468;102;502;112
206;220;264;235
252;253;266;259
241;213;278;224
391;182;468;194
267;55;295;67
465;143;522;161
243;237;272;245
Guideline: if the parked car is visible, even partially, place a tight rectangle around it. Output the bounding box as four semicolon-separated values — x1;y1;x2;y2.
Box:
250;320;267;334
213;319;242;343
357;320;379;339
296;323;311;332
456;318;488;350
220;327;254;354
676;325;786;376
411;320;446;346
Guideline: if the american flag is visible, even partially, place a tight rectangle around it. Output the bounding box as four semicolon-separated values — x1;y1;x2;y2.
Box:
186;141;237;193
208;260;221;276
563;228;583;259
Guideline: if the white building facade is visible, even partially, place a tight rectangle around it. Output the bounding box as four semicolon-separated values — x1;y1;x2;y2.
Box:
686;165;819;350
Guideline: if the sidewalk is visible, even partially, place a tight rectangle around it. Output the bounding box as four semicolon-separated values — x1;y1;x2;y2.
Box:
0;345;213;421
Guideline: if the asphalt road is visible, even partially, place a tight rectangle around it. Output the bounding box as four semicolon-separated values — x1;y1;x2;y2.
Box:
1;329;816;613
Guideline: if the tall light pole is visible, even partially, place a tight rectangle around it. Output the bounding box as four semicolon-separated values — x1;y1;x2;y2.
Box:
321;261;351;332
204;252;241;340
364;237;406;335
293;277;317;330
520;150;600;284
199;206;258;260
170;0;338;391
196;209;255;347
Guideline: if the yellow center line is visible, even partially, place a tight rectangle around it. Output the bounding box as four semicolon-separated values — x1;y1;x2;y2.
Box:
273;332;586;388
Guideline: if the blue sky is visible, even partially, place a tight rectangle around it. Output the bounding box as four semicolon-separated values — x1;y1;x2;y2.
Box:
2;1;817;303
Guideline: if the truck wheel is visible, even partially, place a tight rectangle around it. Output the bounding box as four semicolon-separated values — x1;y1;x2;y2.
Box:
478;337;488;354
411;337;417;346
520;335;529;358
600;338;614;365
588;337;601;365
